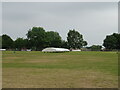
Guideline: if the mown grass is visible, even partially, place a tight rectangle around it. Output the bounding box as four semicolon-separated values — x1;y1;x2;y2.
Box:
2;51;118;88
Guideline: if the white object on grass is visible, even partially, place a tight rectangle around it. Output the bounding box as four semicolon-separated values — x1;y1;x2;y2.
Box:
0;49;6;51
72;49;81;51
42;47;69;52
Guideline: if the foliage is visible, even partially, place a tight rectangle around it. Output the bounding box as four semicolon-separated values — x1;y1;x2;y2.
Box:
0;36;2;49
26;27;46;50
2;26;120;51
61;40;69;49
67;29;87;49
103;33;120;50
26;27;62;50
45;31;62;48
14;38;29;50
2;34;13;49
90;45;102;51
82;41;88;46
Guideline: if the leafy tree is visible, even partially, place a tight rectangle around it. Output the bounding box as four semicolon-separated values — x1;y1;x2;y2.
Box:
82;41;88;47
90;45;102;51
112;33;120;50
103;33;120;50
2;34;13;49
67;29;87;49
26;27;63;50
45;31;62;48
61;40;69;49
14;38;30;50
26;27;46;50
14;38;26;50
0;36;2;49
23;39;30;49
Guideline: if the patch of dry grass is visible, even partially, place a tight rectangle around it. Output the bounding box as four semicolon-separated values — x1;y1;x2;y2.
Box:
2;68;118;88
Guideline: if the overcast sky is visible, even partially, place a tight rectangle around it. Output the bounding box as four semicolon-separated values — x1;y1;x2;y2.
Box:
2;2;118;46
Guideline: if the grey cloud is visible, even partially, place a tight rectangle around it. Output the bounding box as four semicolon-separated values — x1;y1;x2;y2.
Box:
2;2;118;46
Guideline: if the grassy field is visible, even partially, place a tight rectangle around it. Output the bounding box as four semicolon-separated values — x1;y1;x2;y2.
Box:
2;51;118;88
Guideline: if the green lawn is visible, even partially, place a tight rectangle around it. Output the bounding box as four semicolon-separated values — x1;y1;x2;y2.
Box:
2;51;118;88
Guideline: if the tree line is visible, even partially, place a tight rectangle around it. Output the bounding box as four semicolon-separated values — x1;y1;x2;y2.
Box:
0;27;120;51
1;27;87;51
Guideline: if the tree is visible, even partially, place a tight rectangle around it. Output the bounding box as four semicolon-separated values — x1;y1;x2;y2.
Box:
103;33;120;50
23;39;30;49
82;41;88;47
26;27;63;50
0;36;2;49
112;33;120;50
67;29;87;49
45;31;62;48
61;40;69;49
90;45;102;51
26;27;46;50
2;34;13;49
14;38;27;50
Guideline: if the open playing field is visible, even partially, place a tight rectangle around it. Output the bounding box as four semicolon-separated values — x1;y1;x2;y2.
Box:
2;51;118;88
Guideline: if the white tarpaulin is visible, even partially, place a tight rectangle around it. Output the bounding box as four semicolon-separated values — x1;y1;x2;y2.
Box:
42;47;69;52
